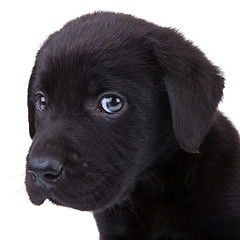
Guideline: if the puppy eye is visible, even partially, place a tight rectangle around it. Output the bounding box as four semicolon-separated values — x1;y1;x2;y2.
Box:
35;93;46;112
100;96;124;114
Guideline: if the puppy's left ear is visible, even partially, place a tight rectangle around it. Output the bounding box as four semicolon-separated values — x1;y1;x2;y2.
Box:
27;65;36;139
149;29;224;153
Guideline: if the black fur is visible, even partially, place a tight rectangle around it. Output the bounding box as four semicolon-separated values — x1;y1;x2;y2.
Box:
25;12;240;239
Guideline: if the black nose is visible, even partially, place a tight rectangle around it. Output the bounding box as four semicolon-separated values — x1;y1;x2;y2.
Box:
28;157;63;188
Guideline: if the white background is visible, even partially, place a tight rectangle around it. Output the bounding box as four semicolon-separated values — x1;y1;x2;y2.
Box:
0;0;239;239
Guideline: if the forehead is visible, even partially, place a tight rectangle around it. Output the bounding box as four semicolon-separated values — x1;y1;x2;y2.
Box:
32;14;157;101
34;52;131;100
35;47;153;100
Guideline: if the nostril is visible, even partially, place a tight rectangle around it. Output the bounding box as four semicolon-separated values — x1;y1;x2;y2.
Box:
44;167;63;183
27;157;63;186
29;171;37;182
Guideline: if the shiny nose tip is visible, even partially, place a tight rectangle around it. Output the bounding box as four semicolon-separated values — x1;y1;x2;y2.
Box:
27;157;63;187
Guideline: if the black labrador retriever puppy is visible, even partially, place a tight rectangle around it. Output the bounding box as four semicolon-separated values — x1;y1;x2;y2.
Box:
25;12;240;240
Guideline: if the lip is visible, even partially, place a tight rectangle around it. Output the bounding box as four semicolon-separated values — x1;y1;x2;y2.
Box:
26;168;127;211
27;184;127;213
29;194;46;206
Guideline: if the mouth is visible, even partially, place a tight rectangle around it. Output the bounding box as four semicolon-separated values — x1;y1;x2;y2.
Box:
26;180;127;212
29;193;65;208
25;161;130;212
27;188;47;206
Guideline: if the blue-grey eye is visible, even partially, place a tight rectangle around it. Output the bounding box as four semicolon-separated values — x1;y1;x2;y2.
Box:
100;96;124;114
36;93;46;112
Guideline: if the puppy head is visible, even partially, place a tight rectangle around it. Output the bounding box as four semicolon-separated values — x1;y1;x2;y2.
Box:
26;12;224;211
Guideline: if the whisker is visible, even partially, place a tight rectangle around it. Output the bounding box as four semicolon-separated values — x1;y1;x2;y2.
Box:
10;173;25;179
12;183;27;200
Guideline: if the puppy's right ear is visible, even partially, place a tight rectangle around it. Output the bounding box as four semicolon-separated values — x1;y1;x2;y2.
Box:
28;65;36;139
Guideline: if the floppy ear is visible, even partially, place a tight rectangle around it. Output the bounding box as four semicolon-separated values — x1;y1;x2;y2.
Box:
150;29;224;153
28;65;37;139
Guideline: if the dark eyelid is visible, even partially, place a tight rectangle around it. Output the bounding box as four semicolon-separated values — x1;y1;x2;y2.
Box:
97;92;125;103
35;91;44;97
35;91;46;101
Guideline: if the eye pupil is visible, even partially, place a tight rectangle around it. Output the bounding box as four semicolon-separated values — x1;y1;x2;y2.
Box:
100;96;123;114
36;93;46;112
